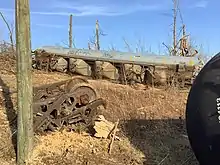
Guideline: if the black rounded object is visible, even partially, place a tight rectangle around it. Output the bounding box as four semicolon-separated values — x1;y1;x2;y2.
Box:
186;53;220;165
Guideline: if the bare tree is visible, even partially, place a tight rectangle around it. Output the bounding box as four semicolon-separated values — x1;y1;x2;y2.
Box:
88;19;107;50
0;11;15;53
108;43;117;51
88;42;91;50
122;37;133;52
122;37;151;54
187;36;199;56
60;14;76;48
162;42;172;55
161;0;199;56
61;36;76;48
172;0;178;56
88;34;95;50
95;20;100;50
136;38;147;54
161;0;184;56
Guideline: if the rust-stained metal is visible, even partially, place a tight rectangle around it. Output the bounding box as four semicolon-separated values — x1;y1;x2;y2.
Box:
33;77;106;133
32;46;204;88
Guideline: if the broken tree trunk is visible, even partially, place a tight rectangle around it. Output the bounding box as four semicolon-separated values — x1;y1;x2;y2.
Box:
69;14;72;49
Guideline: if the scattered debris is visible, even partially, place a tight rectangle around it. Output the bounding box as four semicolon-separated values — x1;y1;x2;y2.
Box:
108;119;119;154
93;115;119;140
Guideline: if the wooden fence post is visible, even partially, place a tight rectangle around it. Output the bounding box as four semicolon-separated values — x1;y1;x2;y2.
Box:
15;0;33;164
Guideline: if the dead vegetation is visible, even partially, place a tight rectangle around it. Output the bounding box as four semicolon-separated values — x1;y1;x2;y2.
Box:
0;54;198;165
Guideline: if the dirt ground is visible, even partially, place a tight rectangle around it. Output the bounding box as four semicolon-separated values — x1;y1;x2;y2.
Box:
0;54;199;165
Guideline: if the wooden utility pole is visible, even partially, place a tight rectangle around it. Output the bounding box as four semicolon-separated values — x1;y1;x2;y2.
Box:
69;14;73;48
95;20;100;50
173;0;178;56
16;0;33;164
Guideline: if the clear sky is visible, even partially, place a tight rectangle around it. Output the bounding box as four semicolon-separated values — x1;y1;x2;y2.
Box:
0;0;219;56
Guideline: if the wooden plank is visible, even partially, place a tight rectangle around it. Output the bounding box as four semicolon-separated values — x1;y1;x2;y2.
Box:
15;0;33;164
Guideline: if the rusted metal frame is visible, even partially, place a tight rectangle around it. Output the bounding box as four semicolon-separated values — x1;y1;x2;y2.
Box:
32;77;106;133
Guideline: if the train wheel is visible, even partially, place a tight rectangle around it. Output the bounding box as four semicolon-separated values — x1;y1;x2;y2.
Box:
65;76;89;92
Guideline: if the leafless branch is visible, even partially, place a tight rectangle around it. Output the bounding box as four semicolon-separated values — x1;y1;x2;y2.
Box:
162;42;172;55
61;36;76;48
0;11;15;53
135;38;148;54
108;43;117;51
172;0;178;55
61;40;69;47
88;35;96;50
122;37;133;52
98;21;108;36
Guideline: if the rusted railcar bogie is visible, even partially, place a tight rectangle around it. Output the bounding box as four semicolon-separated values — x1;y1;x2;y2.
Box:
32;76;106;133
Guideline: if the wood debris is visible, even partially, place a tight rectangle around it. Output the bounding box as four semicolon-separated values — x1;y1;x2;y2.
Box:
108;119;119;154
93;115;119;139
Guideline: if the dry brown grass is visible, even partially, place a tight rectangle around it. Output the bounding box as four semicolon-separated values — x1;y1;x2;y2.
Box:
0;53;16;75
0;55;198;165
91;79;187;121
30;130;145;165
90;80;199;165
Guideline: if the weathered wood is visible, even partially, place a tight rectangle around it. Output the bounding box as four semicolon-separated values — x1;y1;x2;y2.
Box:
108;119;119;154
95;20;100;50
93;115;120;140
69;14;72;48
15;0;33;164
93;115;115;138
173;0;177;56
